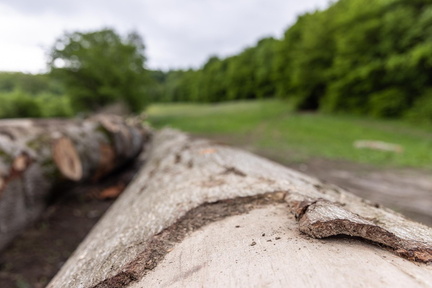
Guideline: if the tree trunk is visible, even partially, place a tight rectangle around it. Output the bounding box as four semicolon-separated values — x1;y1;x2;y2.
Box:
0;115;150;250
48;129;432;288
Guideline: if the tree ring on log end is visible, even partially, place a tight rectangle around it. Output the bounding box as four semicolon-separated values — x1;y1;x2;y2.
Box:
12;153;30;172
52;137;82;181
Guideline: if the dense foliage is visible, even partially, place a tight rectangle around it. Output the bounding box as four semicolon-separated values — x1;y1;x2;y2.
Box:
155;0;432;123
0;28;150;118
48;28;149;113
3;0;432;122
0;72;72;118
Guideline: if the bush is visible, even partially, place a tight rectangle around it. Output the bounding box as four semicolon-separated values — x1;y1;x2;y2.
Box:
0;90;73;119
368;88;408;118
36;93;74;117
0;90;42;118
405;89;432;124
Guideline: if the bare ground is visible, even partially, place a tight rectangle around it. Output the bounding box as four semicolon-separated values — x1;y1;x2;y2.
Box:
0;161;140;288
0;137;431;287
0;195;115;288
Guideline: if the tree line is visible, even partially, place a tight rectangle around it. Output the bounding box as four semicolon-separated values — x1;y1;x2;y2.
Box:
2;0;432;123
155;0;432;122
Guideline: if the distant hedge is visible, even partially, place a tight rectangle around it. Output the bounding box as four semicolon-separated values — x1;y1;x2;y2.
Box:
0;90;73;119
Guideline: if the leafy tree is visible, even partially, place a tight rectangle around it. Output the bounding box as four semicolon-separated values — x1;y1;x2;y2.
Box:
254;37;278;99
200;56;228;102
287;11;335;110
273;17;305;99
163;70;193;102
0;72;61;95
48;28;149;113
145;70;169;102
226;48;256;100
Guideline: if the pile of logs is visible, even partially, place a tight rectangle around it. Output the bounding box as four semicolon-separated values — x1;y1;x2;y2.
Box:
49;129;432;288
1;117;431;287
0;115;151;250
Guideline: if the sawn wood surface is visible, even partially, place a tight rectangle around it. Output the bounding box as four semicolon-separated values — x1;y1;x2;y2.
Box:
48;129;432;288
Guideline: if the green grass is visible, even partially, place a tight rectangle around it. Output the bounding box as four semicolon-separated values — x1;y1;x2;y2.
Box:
147;99;432;169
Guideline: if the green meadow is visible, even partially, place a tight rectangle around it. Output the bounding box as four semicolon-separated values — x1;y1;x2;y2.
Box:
148;99;432;169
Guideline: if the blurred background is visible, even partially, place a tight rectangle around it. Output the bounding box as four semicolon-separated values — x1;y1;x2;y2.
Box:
1;0;432;286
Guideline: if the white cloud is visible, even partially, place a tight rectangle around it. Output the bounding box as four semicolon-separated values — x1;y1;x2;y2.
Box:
0;0;330;72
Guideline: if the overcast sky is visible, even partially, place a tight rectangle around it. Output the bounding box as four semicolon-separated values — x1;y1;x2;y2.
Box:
0;0;330;73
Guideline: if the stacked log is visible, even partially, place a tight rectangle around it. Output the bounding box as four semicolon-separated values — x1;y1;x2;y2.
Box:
0;115;150;250
48;129;432;288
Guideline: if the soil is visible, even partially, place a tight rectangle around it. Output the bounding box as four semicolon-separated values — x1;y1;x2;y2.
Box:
0;195;115;288
0;161;141;288
1;138;431;288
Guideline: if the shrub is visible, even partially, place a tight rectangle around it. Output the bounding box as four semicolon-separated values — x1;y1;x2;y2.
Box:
36;93;74;117
0;90;42;118
368;88;408;118
405;88;432;124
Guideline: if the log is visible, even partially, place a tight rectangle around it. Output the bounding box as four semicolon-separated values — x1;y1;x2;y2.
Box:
0;115;150;250
48;129;432;288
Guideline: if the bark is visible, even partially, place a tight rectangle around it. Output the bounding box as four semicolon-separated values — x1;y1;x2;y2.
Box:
0;115;150;250
48;129;432;288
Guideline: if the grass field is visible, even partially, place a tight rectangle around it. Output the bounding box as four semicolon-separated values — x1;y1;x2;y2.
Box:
147;99;432;169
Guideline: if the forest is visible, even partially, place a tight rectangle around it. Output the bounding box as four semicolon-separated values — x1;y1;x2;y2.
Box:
1;0;432;123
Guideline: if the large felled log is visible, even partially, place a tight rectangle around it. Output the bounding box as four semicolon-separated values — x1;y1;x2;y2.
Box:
0;115;150;250
48;129;432;288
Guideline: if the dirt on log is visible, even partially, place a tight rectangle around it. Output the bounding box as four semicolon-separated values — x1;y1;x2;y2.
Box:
48;129;432;288
0;115;151;251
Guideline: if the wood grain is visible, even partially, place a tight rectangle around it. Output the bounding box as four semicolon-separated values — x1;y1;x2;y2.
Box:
48;129;432;288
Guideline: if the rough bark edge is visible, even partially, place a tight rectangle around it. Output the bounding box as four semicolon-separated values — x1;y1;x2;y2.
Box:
288;197;432;263
47;129;432;288
92;190;432;288
92;191;287;288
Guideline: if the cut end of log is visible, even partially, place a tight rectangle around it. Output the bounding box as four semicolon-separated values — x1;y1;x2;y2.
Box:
52;137;83;181
92;144;116;181
12;153;30;172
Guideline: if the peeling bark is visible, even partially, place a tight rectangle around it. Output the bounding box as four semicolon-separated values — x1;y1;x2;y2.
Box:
291;198;432;263
0;116;150;250
93;192;287;288
48;129;432;288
